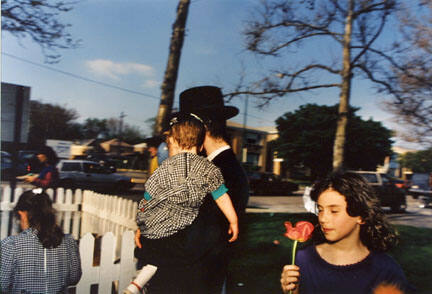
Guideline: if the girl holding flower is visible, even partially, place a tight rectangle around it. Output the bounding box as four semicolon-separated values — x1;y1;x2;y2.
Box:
281;171;413;294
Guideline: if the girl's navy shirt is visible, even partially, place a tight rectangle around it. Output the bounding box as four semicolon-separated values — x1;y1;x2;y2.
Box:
297;245;414;294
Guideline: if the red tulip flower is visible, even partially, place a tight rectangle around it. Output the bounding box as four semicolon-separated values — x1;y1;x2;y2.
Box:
284;221;314;294
284;221;314;242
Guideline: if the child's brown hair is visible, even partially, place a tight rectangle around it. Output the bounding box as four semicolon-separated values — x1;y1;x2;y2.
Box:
168;113;206;150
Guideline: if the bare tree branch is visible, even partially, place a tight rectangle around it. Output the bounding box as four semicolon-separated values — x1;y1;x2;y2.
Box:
2;0;80;63
233;0;402;168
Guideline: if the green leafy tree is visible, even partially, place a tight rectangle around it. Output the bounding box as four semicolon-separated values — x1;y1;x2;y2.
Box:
274;104;393;178
82;117;145;144
121;125;146;145
399;148;432;173
28;100;82;146
81;118;110;139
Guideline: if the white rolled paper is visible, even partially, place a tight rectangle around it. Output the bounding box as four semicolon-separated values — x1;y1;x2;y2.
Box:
123;264;158;294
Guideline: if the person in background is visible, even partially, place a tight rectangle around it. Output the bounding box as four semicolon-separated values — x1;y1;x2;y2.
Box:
178;86;250;293
280;171;413;294
0;189;82;293
24;146;59;189
157;140;169;166
146;137;163;175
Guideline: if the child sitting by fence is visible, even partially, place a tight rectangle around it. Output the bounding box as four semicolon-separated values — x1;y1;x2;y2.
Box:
132;112;238;293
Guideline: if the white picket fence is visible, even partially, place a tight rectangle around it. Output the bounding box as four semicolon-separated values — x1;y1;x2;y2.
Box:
0;185;140;293
76;231;136;293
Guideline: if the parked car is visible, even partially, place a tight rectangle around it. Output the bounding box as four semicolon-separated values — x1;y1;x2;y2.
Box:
350;171;407;212
408;173;432;208
1;151;28;180
248;171;299;196
57;160;134;192
85;153;117;172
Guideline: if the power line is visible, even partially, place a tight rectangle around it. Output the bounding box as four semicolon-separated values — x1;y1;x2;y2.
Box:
238;111;275;124
2;52;161;100
3;52;278;125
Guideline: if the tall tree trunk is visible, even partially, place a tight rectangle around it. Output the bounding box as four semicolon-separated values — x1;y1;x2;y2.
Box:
154;0;191;136
333;0;354;171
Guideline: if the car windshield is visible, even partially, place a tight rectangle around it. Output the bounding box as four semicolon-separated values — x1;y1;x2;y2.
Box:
411;173;430;189
360;173;378;183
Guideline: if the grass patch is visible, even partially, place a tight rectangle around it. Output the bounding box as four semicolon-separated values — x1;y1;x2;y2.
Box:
226;213;432;294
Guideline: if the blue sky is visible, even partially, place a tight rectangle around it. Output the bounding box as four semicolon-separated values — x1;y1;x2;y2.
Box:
1;0;418;149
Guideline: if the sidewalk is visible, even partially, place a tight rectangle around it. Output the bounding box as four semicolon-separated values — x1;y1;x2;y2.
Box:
246;189;307;213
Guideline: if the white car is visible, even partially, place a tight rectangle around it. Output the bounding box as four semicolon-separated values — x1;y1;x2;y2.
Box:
57;160;134;192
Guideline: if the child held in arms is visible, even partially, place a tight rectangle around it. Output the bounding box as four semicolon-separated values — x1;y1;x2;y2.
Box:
131;112;238;293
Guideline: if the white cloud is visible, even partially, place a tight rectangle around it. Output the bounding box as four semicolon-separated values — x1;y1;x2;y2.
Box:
85;59;155;80
142;79;159;89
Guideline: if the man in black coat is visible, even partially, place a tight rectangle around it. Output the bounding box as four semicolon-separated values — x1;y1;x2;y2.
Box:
179;86;250;293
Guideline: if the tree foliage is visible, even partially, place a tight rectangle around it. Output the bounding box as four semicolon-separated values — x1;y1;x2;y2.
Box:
1;0;80;63
229;0;400;170
274;104;393;178
81;117;145;144
81;118;110;139
399;148;432;173
28;100;82;146
28;101;146;146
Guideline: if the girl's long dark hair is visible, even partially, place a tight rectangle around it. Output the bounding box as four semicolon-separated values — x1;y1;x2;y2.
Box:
14;190;64;248
310;171;398;252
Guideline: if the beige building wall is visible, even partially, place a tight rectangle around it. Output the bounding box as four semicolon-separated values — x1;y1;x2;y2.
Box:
227;121;280;174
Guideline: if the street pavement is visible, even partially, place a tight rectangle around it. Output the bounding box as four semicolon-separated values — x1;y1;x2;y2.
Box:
247;192;432;229
5;180;431;229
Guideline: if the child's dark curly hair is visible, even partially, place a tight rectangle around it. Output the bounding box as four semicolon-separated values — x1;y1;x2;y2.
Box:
310;171;398;252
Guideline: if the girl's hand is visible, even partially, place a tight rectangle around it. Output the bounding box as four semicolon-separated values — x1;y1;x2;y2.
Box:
135;229;142;248
24;175;37;182
228;222;238;243
280;265;300;293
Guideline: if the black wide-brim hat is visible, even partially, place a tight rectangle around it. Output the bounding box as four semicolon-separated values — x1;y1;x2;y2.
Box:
179;86;239;120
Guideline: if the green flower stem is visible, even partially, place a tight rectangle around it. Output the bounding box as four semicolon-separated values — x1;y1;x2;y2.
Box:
289;240;299;294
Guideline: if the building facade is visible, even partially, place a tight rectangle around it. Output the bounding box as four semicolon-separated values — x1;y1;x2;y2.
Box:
226;121;282;175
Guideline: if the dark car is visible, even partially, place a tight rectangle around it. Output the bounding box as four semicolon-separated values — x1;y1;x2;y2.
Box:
248;172;299;196
1;151;30;180
351;171;407;212
408;173;432;208
57;159;134;192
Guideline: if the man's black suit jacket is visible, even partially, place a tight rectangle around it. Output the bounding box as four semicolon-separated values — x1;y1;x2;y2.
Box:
193;148;249;292
212;148;250;218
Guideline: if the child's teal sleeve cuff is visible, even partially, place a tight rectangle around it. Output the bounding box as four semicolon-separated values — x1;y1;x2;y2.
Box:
211;184;228;200
144;191;152;200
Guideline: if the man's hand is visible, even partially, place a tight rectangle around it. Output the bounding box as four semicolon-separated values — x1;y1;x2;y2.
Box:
135;229;142;248
227;222;238;243
280;265;300;293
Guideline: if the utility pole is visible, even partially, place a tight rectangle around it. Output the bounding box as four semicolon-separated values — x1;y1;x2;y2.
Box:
241;95;249;163
154;0;191;135
118;112;126;155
